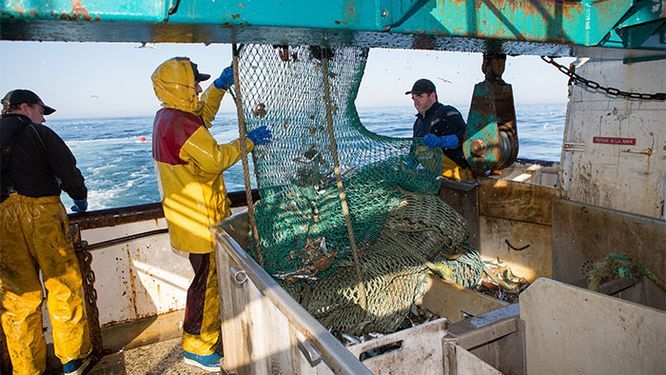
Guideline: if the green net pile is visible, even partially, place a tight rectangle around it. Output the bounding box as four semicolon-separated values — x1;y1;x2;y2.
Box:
237;44;483;333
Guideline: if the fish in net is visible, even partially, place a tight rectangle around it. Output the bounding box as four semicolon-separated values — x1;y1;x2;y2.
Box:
237;44;483;333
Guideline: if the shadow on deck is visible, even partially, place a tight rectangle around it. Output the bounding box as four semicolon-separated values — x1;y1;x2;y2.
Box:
89;337;222;375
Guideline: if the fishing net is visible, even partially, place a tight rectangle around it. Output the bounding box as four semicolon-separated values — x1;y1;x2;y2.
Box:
587;252;665;292
236;44;483;333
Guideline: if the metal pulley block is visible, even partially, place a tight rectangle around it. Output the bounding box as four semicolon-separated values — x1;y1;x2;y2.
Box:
463;54;519;175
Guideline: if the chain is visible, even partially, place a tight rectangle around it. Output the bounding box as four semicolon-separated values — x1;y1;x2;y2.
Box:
541;56;666;101
81;250;100;327
77;245;104;356
71;222;104;358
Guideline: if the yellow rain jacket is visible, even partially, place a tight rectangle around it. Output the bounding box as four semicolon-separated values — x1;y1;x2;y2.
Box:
151;57;253;254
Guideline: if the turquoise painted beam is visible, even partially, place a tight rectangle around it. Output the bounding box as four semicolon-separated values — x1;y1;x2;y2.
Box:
0;0;172;22
1;0;664;57
607;0;666;49
394;0;633;46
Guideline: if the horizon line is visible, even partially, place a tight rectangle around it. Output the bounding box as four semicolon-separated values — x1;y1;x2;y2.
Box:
49;102;568;121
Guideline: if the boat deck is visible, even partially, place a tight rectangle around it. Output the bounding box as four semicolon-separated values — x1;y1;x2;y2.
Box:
89;337;221;375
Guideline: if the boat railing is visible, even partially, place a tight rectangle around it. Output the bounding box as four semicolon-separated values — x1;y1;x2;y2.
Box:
213;224;373;375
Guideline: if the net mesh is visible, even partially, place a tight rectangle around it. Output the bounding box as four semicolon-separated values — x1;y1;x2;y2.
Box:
237;44;483;333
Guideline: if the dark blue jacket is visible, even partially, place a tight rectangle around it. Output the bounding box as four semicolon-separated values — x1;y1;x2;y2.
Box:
1;113;86;202
413;102;468;168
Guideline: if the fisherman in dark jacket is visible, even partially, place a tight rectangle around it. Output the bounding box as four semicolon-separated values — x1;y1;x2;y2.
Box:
0;89;92;375
407;79;472;181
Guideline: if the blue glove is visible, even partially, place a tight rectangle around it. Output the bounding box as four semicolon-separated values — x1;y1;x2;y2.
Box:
71;199;88;213
214;66;234;90
423;134;459;149
247;125;272;145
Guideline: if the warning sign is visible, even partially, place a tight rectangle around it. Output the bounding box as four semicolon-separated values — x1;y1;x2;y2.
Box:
593;137;636;145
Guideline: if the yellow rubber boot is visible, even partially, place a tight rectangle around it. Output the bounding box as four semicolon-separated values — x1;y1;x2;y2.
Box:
441;155;473;182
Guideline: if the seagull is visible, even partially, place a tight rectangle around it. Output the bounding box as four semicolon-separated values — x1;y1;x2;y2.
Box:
137;42;156;49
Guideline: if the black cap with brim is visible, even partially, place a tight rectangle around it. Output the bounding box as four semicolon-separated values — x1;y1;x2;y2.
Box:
190;62;211;82
3;89;56;115
405;78;436;95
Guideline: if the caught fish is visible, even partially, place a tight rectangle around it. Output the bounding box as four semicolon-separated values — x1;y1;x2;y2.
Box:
252;102;267;118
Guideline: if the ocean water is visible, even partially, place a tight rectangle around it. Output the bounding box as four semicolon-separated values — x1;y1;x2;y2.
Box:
52;103;566;211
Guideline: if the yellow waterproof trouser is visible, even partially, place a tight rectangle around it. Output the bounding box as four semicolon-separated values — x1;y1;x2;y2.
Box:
442;155;473;182
182;252;220;355
0;195;91;375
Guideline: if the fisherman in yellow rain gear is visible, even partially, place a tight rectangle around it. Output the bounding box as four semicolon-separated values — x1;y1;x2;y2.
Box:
151;57;272;372
0;89;91;375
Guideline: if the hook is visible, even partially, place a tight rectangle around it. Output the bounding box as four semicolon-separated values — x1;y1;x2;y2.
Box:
505;239;529;251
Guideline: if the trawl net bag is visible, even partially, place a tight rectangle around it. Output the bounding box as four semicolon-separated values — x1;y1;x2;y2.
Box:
237;44;482;333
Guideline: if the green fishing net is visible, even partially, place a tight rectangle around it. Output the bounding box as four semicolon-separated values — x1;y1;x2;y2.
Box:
237;44;483;333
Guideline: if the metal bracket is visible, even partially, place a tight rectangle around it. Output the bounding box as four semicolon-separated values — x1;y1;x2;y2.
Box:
230;266;248;285
380;0;429;30
298;339;322;367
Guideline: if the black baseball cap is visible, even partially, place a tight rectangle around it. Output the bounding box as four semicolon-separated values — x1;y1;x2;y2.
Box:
190;62;211;82
2;89;56;115
405;79;436;95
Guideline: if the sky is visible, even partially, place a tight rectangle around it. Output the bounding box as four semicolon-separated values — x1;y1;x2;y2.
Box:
0;41;575;119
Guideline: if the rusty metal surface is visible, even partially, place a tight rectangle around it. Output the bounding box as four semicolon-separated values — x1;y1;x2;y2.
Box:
3;0;663;59
559;58;665;219
3;18;666;60
76;247;104;359
68;202;164;230
464;55;519;174
71;223;104;360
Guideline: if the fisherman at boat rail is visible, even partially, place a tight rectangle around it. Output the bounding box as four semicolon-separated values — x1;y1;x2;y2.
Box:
407;78;472;181
0;89;92;375
151;57;272;372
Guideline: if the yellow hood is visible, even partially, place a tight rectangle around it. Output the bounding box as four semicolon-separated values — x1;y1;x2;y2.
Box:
151;57;204;115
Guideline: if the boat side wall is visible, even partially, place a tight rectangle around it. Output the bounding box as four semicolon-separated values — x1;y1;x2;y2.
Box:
38;220;190;347
560;58;666;219
440;175;561;283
